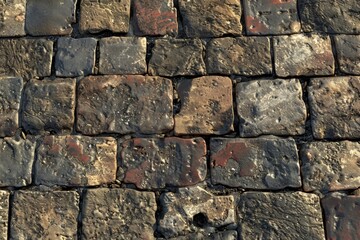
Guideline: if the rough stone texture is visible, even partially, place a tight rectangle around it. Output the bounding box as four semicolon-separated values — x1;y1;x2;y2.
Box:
175;76;233;135
55;37;97;77
79;0;130;33
162;230;238;240
210;137;301;189
120;137;207;189
238;192;325;240
0;76;23;137
77;75;173;135
99;37;147;75
0;0;26;36
322;194;360;240
308;76;360;139
25;0;76;36
299;0;360;33
10;191;79;240
149;38;206;77
274;34;335;77
0;191;9;240
82;188;156;240
178;0;242;38
206;37;272;76
22;79;76;135
158;186;235;238
243;0;301;35
0;138;35;187
301;141;360;192
0;39;53;80
35;135;117;187
236;79;306;137
334;35;360;75
133;0;178;36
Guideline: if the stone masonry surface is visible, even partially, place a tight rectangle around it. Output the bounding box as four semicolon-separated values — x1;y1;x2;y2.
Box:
0;0;359;239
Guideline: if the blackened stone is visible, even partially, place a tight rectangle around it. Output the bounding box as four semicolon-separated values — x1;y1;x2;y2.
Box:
0;191;9;239
149;38;206;77
82;188;156;239
238;192;325;240
334;35;360;75
161;230;238;240
77;75;173;135
0;0;26;36
55;37;97;77
308;76;360;139
206;37;272;76
22;79;76;135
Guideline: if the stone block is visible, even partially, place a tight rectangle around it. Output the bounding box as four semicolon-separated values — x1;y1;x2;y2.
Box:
334;35;360;75
0;191;9;240
0;0;26;36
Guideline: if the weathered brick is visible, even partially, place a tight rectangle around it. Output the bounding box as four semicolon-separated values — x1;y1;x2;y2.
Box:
133;0;178;36
158;186;235;238
175;76;233;135
206;37;272;76
82;188;156;239
0;138;35;187
243;0;301;35
299;0;360;33
77;75;173;135
301;141;360;192
0;0;26;36
0;76;23;137
308;76;360;139
210;137;301;189
334;35;360;75
55;37;97;77
236;79;306;137
178;0;242;37
238;192;325;239
274;34;335;77
35;135;117;187
322;194;360;240
120;137;206;189
99;37;147;75
22;79;76;135
0;191;9;240
25;0;76;35
0;39;53;80
10;191;79;239
79;0;130;33
149;38;206;77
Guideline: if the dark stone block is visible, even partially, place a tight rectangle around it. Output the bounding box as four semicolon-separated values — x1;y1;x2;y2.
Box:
334;35;360;75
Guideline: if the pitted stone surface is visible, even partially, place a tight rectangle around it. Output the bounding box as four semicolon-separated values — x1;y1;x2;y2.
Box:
178;0;242;37
35;135;117;187
0;0;26;36
334;35;360;75
301;141;360;192
25;0;76;36
0;39;53;80
0;191;9;240
149;38;206;77
206;37;272;76
10;191;79;240
175;76;233;135
99;37;147;75
0;138;35;187
80;0;130;33
0;76;23;137
274;34;335;77
22;79;76;135
77;75;173;135
162;230;238;240
236;79;306;137
158;186;235;238
322;194;360;240
82;188;156;240
55;37;97;77
238;192;325;240
243;0;301;35
308;76;360;139
210;137;301;189
299;0;360;33
120;137;207;189
133;0;178;36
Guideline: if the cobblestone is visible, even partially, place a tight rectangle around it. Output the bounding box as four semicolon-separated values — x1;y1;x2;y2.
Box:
0;0;26;37
334;35;360;75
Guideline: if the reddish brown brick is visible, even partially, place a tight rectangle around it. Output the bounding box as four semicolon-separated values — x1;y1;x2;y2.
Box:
120;137;207;189
0;191;9;239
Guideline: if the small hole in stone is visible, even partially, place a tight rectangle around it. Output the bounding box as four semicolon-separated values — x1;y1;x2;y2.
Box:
193;212;208;228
